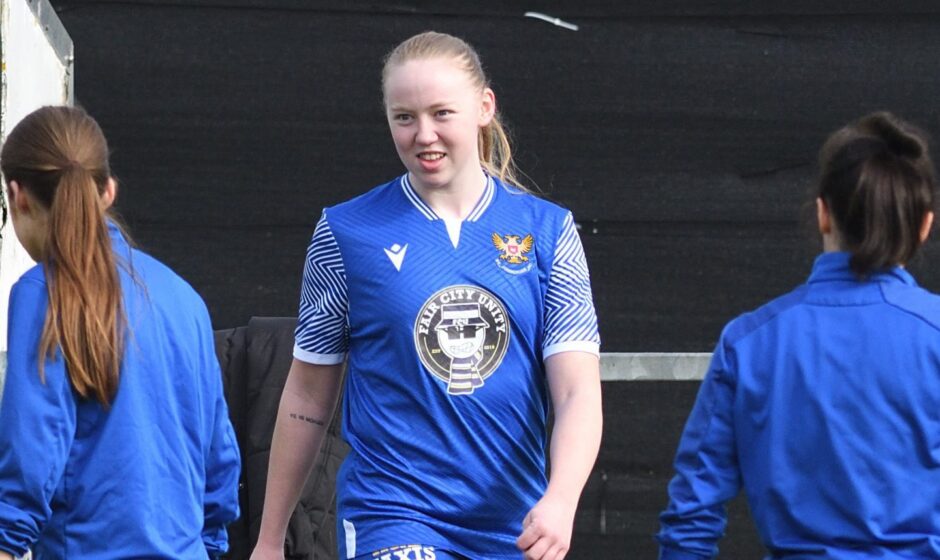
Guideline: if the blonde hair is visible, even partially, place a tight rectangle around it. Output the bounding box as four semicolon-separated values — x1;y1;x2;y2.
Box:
382;31;531;192
1;106;125;406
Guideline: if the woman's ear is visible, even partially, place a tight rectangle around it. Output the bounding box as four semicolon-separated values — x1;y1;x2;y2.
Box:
101;177;118;209
920;211;934;243
9;180;29;214
479;87;496;127
816;197;832;235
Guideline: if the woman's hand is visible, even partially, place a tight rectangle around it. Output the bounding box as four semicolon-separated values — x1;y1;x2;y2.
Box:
516;493;577;560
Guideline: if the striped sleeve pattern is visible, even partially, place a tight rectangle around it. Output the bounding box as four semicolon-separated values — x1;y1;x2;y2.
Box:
293;212;349;365
542;212;601;358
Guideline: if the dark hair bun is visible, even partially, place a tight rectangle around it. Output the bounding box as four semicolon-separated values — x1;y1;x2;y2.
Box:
859;111;925;159
817;110;935;277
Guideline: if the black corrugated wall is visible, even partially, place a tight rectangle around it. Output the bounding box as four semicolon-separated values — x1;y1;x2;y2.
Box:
51;2;940;557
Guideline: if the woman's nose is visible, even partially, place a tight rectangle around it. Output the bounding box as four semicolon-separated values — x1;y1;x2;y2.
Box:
415;117;438;144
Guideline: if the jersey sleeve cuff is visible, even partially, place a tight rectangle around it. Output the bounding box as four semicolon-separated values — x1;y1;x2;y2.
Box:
293;344;346;365
543;340;600;359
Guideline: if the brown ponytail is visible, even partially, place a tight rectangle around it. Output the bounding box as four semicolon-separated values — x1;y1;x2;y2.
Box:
817;112;936;277
1;106;125;406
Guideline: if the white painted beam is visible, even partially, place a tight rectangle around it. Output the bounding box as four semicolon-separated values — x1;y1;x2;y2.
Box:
600;352;711;381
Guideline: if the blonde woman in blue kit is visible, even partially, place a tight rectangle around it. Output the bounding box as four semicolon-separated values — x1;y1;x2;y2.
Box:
658;112;939;559
251;31;603;560
0;106;241;559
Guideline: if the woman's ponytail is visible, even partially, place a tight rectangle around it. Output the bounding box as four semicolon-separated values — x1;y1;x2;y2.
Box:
1;106;125;406
479;115;526;190
41;162;123;405
817;112;935;277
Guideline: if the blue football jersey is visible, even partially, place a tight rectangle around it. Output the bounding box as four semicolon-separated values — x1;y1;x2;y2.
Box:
294;175;599;559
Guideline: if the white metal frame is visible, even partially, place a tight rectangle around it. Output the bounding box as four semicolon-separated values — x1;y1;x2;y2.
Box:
0;0;73;392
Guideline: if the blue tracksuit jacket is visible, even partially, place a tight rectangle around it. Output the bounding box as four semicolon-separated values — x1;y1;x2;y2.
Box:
658;251;940;559
0;223;240;559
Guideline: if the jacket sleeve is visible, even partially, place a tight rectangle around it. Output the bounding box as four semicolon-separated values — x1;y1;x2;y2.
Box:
0;277;77;557
656;335;741;560
200;313;241;558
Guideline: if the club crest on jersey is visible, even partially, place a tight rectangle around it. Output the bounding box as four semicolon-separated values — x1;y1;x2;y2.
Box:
414;285;510;395
492;232;534;274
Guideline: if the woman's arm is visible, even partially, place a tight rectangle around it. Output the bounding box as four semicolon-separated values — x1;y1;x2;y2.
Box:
201;350;242;557
517;351;602;560
0;278;77;558
249;358;343;560
657;341;739;560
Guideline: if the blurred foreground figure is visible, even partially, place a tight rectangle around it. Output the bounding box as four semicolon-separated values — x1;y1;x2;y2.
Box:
0;106;240;559
658;112;940;559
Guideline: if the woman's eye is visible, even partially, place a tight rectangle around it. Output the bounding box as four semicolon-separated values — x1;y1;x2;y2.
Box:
394;114;412;122
435;110;453;117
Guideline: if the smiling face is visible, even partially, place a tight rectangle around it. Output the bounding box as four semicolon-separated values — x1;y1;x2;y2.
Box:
383;56;495;195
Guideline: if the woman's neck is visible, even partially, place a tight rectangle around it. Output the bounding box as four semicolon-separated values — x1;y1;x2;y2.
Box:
412;168;488;222
821;232;842;253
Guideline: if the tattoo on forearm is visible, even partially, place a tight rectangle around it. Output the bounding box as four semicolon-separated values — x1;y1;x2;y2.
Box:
289;412;326;427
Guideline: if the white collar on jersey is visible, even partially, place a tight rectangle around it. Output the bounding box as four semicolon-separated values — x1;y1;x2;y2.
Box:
400;173;495;222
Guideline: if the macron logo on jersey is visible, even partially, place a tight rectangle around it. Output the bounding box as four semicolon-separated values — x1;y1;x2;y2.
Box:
384;243;408;271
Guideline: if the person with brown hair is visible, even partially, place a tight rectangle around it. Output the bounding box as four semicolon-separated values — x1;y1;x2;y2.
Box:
0;105;241;559
251;31;602;560
658;112;939;559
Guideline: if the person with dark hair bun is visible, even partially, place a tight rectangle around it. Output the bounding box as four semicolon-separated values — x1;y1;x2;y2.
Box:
657;112;939;559
0;106;241;559
817;112;934;277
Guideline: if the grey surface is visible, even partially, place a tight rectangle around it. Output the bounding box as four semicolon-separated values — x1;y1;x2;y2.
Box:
28;0;74;70
0;351;709;386
601;352;711;381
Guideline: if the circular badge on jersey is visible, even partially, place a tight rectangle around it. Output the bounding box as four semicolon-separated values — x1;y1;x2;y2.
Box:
414;285;510;396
